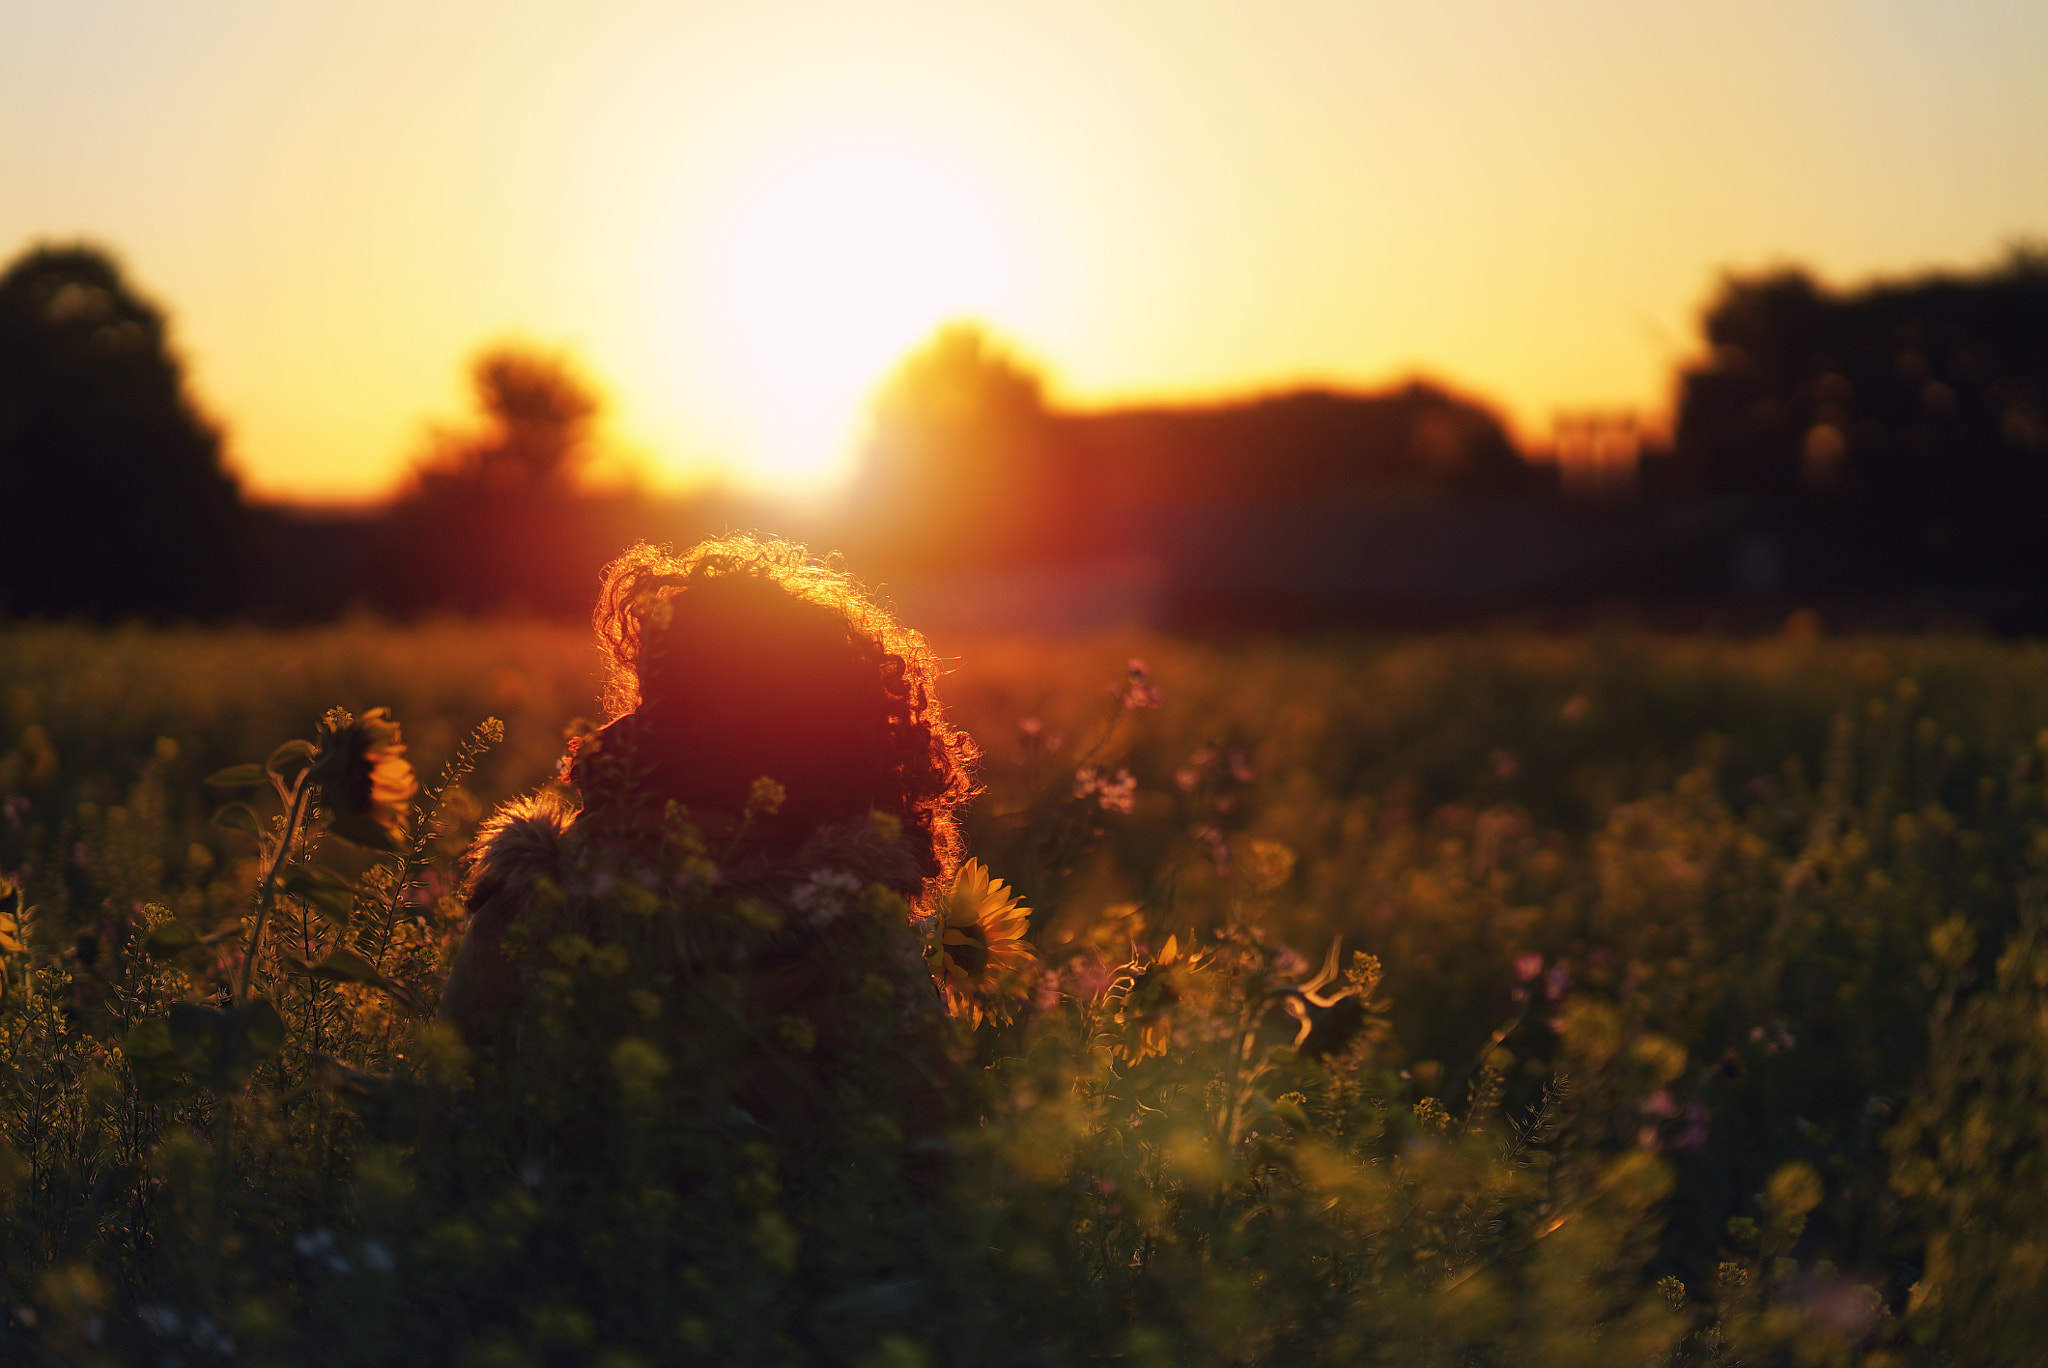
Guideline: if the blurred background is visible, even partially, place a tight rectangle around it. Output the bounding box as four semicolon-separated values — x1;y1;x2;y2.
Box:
2;0;2045;633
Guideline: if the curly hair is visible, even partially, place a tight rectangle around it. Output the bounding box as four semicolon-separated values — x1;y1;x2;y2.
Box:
576;537;979;887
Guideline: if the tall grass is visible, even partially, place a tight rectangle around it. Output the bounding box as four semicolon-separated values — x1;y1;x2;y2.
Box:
3;622;2046;1364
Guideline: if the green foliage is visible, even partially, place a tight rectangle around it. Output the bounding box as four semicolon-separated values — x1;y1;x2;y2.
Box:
3;623;2048;1363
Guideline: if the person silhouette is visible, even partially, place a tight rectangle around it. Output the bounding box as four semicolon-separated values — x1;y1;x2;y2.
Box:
434;535;980;1161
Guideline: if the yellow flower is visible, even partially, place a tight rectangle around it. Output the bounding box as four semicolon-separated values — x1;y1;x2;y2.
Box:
0;876;22;954
310;707;417;845
935;859;1035;1026
1110;934;1190;1063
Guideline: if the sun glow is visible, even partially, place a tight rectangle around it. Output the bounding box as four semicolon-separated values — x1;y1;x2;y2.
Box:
704;136;1022;490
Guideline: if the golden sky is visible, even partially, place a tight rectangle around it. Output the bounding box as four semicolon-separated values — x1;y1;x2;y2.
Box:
5;0;2045;501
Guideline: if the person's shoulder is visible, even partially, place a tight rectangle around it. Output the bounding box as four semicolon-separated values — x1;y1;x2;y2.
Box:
463;788;579;908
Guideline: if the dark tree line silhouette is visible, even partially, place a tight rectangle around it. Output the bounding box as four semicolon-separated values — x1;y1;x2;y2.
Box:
0;244;249;618
379;346;622;617
841;324;1535;577
1665;246;2048;601
4;239;2045;626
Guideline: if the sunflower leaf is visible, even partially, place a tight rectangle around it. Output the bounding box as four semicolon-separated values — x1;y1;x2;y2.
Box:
212;802;262;836
281;862;352;893
291;948;417;1009
166;1002;232;1076
234;999;286;1058
205;764;268;788
280;864;356;923
124;1017;176;1062
141;920;201;958
123;1017;194;1101
266;739;317;781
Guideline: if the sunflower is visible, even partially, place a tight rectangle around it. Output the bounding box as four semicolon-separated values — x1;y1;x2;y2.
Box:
1107;934;1198;1063
0;875;24;955
933;859;1035;1026
309;706;418;846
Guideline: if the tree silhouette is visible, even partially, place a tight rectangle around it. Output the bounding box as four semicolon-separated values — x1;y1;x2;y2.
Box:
1672;247;2048;592
850;324;1065;568
382;344;622;615
409;346;600;498
0;243;248;618
848;322;1537;574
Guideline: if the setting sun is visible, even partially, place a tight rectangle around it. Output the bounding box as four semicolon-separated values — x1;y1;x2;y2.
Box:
4;0;2043;502
699;135;1022;490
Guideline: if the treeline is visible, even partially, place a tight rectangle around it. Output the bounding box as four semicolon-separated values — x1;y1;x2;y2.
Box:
1656;250;2048;602
0;243;740;621
834;324;1537;578
0;245;248;618
3;239;2046;625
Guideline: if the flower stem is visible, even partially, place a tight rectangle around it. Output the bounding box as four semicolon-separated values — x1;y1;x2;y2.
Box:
238;776;309;1006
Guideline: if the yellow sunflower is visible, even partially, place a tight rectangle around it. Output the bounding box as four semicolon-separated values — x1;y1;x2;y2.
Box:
309;706;418;845
934;859;1036;1026
0;876;24;955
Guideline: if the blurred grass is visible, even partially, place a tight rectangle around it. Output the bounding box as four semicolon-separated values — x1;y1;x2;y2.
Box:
5;619;2048;1365
10;618;2046;846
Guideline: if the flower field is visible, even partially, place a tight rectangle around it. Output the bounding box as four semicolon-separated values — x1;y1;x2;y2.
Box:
4;619;2048;1366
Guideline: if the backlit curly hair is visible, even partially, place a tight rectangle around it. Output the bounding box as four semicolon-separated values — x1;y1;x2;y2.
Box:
574;536;979;888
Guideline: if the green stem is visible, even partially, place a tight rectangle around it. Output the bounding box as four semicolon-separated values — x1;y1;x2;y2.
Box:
238;776;309;1006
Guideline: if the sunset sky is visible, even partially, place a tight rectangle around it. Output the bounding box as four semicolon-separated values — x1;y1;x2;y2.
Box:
5;0;2045;502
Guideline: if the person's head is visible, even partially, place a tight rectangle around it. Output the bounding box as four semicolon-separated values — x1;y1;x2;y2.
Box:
573;537;978;886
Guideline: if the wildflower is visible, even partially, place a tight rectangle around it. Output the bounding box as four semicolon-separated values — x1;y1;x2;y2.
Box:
137;1306;181;1338
788;869;863;924
1065;953;1116;1000
308;707;416;845
1514;952;1544;982
933;858;1036;1026
1120;659;1162;710
1240;836;1296;891
1199;825;1231;876
1015;720;1064;753
745;775;787;819
1073;766;1137;814
293;1228;351;1274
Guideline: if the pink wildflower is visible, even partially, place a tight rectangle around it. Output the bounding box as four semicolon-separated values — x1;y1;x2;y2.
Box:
1120;659;1162;710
